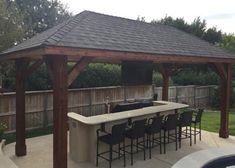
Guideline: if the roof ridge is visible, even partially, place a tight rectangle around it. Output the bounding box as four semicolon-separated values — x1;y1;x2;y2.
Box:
84;10;166;28
43;11;90;45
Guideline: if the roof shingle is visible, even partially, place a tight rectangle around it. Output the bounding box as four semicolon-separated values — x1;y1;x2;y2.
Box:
1;10;235;59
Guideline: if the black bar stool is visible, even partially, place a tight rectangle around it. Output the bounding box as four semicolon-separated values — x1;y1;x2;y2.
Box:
145;115;164;159
161;113;178;154
178;111;193;148
96;122;127;168
125;118;147;165
192;108;204;144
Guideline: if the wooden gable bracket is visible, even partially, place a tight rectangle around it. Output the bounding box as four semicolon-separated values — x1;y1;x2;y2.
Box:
214;63;227;81
67;57;93;87
25;60;44;77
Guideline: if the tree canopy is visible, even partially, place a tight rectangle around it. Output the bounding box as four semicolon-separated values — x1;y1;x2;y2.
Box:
152;16;222;45
0;0;71;90
15;0;71;38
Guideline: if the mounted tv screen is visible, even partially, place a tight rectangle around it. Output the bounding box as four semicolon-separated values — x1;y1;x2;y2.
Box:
121;61;153;85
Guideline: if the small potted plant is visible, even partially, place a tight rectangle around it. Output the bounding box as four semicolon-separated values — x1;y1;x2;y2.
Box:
0;122;7;142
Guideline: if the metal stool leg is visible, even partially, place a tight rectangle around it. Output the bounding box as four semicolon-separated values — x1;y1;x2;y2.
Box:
109;145;112;168
96;139;99;167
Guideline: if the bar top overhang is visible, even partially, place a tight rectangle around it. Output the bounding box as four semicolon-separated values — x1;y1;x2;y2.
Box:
68;101;189;125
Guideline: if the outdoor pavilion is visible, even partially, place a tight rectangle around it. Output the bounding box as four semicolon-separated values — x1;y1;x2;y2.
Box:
0;11;235;168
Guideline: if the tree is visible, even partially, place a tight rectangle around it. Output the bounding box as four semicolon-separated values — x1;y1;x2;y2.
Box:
152;16;190;32
0;0;71;91
152;16;222;44
0;0;24;90
0;0;24;52
218;34;235;54
15;0;71;37
203;27;222;45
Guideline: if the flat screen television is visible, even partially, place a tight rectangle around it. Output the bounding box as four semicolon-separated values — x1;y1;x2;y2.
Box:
121;61;153;85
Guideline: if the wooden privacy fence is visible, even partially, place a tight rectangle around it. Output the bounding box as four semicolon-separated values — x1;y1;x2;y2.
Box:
0;85;216;132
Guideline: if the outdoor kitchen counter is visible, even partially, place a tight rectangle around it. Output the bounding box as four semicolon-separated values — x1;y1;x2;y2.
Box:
68;101;188;164
68;101;188;125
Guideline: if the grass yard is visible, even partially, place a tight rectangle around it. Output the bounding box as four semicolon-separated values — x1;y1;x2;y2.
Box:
4;126;53;144
201;111;235;136
3;111;235;144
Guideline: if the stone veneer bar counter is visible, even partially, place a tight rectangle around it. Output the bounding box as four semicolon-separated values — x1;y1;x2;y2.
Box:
68;101;188;164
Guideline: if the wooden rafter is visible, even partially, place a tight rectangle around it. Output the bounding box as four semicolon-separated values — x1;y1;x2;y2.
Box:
67;57;93;87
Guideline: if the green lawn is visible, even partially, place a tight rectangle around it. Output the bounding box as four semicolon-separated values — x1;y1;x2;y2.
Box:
4;126;53;144
3;111;235;144
201;111;235;136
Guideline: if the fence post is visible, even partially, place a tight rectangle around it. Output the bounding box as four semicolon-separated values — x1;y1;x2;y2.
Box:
194;85;196;107
123;86;127;102
43;92;48;129
88;89;92;116
175;86;178;102
152;84;155;99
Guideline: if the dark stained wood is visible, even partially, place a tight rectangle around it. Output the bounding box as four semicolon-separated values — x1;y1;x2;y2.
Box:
219;64;231;138
45;58;54;84
214;63;227;81
2;45;235;64
46;55;68;168
0;47;45;61
26;60;44;77
44;46;235;64
15;58;28;156
158;64;172;101
162;73;169;101
67;57;93;87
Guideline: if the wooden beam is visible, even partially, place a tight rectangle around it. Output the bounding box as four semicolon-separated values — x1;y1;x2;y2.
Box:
26;60;44;77
67;57;93;87
15;58;28;156
0;47;45;61
214;63;227;81
44;46;235;64
46;55;68;168
219;64;231;138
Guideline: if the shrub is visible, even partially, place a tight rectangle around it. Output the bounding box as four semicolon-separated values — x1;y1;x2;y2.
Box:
210;86;235;108
71;63;121;88
171;71;219;85
153;72;173;87
0;123;7;142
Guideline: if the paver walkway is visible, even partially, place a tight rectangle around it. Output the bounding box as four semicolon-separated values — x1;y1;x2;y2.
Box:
3;130;235;168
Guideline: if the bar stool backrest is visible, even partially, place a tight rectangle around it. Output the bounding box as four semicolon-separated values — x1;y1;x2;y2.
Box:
111;122;127;144
179;111;193;127
132;119;147;139
149;115;164;133
195;108;204;123
164;113;178;131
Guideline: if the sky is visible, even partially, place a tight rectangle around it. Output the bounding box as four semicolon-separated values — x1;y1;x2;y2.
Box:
59;0;235;34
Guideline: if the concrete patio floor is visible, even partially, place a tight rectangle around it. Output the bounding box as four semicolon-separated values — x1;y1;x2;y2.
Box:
3;130;235;168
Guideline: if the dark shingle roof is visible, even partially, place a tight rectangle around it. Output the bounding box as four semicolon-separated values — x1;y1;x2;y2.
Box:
1;10;235;59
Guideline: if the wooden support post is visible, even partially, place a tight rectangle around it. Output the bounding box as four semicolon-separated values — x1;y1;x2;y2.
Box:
158;64;171;101
162;72;169;101
15;59;28;156
219;64;231;138
46;55;68;168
